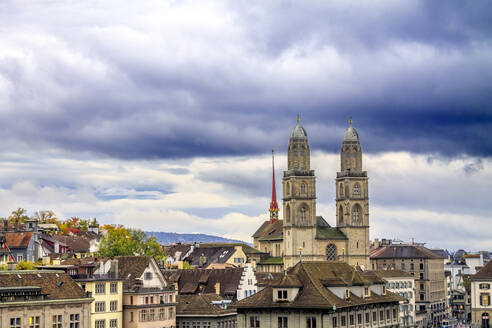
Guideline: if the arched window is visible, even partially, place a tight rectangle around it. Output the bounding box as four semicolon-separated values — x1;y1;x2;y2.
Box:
353;183;360;196
299;206;307;225
338;206;343;225
286;182;291;196
345;185;349;197
352;204;361;225
326;244;337;261
300;183;307;194
340;183;344;197
285;204;291;223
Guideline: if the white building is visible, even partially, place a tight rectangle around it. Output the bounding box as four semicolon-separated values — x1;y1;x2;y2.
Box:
372;270;416;327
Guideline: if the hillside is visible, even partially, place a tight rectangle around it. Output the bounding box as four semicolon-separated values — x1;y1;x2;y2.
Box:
146;231;250;245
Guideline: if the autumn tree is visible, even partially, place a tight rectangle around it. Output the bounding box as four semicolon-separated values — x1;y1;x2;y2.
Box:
97;227;165;260
8;208;30;223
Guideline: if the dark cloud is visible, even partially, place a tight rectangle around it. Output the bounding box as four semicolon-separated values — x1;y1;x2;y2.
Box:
0;1;491;159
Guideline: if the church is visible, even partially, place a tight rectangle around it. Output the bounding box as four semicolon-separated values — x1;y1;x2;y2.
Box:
253;118;370;272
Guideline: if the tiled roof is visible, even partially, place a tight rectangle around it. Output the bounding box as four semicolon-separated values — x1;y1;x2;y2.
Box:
470;261;492;280
5;232;33;249
186;246;236;267
0;270;88;300
253;220;283;241
316;227;347;240
255;272;283;286
52;235;91;253
236;261;402;310
370;245;443;259
258;256;283;265
116;256;152;290
162;267;244;299
177;294;236;316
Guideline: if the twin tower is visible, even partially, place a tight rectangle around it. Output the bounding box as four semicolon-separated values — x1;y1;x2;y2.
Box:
258;117;370;270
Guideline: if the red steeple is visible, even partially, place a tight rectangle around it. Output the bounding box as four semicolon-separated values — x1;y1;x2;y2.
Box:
269;149;279;224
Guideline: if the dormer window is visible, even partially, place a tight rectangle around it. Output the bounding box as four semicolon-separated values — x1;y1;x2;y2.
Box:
345;289;350;299
144;272;152;280
277;290;288;300
364;287;370;297
382;285;386;295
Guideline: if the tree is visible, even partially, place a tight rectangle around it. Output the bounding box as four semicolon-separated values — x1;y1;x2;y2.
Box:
8;208;29;224
16;260;35;270
97;227;166;260
34;210;58;223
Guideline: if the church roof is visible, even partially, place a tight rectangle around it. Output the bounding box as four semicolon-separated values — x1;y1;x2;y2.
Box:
370;245;443;259
316;227;348;240
252;220;283;241
343;125;359;142
290;123;308;141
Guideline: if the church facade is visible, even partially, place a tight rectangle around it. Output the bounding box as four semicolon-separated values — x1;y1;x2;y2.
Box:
253;118;370;271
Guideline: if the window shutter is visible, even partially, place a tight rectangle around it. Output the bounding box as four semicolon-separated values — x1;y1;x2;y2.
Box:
488;295;491;306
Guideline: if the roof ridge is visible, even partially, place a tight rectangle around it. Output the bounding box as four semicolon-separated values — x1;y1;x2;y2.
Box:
298;263;335;306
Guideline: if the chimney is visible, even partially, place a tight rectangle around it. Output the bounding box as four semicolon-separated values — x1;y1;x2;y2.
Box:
374;239;380;249
214;282;220;295
111;259;119;279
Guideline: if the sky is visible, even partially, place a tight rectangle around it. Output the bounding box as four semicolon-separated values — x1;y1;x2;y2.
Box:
0;0;491;251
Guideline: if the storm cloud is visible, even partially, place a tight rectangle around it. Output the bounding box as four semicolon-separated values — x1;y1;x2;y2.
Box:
0;0;491;159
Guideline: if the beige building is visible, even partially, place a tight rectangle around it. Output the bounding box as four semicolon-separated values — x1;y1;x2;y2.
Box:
236;261;402;328
370;244;446;327
372;270;416;327
470;260;492;328
0;270;92;328
117;256;177;328
253;118;370;271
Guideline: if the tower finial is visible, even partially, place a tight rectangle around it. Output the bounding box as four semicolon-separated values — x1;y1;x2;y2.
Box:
349;117;352;125
269;149;279;224
297;114;300;123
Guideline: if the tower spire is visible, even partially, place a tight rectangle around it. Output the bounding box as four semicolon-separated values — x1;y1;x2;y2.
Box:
269;149;279;224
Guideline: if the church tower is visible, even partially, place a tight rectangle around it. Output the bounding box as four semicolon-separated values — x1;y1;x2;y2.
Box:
336;119;370;269
282;116;319;269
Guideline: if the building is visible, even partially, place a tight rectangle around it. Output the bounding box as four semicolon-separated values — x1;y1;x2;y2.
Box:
371;270;416;327
236;261;402;328
253;118;371;271
117;256;177;328
176;294;236;328
470;260;492;328
163;263;257;301
0;270;92;328
370;244;447;327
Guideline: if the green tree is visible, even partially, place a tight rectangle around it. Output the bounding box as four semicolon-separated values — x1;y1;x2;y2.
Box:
8;208;29;224
97;227;165;259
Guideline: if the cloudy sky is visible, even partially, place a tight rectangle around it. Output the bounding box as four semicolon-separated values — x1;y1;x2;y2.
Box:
0;0;491;251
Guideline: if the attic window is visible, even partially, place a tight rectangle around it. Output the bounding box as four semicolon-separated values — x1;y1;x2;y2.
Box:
56;281;63;287
382;285;386;295
364;287;370;297
345;289;350;299
277;290;288;300
144;272;152;280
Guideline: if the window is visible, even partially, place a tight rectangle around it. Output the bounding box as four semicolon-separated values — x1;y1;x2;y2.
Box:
130;312;134;322
345;289;350;299
353;183;360;196
169;307;174;318
250;316;260;328
130;296;133;304
29;316;40;328
17;255;23;262
110;300;117;311
357;314;362;325
53;315;62;328
349;315;354;326
410;263;414;270
338;206;343;225
420;293;425;301
299;207;307;224
340;183;344;197
419;263;424;270
364;287;369;297
380;310;384;322
10;318;21;328
109;320;117;328
420;283;424;290
341;316;346;326
401;263;405;270
149;309;155;321
480;293;491;306
95;302;106;312
365;313;369;323
81;283;86;291
352;205;360;225
140;309;148;322
393;309;397;319
95;283;105;294
144;272;153;280
386;309;390;321
419;273;424;280
95;320;105;328
204;322;211;328
372;312;376;322
300;183;307;194
70;314;80;328
159;308;166;320
278;317;288;328
382;285;386;295
277;290;288;300
332;317;337;328
110;282;118;293
307;317;316;328
326;244;337;261
480;283;491;289
193;322;200;328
